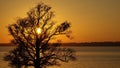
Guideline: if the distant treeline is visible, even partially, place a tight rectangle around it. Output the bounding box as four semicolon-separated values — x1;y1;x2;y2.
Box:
61;42;120;47
0;42;120;47
0;43;14;46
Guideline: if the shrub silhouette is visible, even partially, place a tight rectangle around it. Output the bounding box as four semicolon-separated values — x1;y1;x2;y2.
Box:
4;2;75;68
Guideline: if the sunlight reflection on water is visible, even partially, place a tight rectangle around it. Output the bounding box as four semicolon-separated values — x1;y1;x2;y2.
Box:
0;46;120;68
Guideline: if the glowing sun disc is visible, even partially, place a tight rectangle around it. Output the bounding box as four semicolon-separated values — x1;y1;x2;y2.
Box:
36;28;42;34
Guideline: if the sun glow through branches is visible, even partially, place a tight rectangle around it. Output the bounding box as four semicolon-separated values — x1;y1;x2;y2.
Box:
36;28;42;34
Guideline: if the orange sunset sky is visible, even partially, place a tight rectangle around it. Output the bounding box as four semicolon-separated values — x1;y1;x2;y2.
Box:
0;0;120;43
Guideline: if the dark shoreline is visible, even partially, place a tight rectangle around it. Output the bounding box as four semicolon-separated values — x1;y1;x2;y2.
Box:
61;42;120;47
0;42;120;47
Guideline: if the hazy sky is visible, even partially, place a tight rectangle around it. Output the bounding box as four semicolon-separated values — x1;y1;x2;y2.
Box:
0;0;120;43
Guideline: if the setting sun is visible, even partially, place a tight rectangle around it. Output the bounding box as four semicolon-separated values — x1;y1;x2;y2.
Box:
36;28;42;34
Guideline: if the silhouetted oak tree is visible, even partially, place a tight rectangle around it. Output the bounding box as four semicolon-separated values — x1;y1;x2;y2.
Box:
4;3;75;68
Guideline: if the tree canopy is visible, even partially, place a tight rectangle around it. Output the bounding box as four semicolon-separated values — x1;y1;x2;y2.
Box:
4;3;75;68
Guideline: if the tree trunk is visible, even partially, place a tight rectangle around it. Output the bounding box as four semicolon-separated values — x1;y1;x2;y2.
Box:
34;37;41;68
34;59;40;68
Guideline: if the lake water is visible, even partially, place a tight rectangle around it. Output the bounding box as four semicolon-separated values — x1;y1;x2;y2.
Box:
0;46;120;68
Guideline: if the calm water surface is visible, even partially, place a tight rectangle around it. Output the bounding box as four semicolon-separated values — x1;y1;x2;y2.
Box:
0;46;120;68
